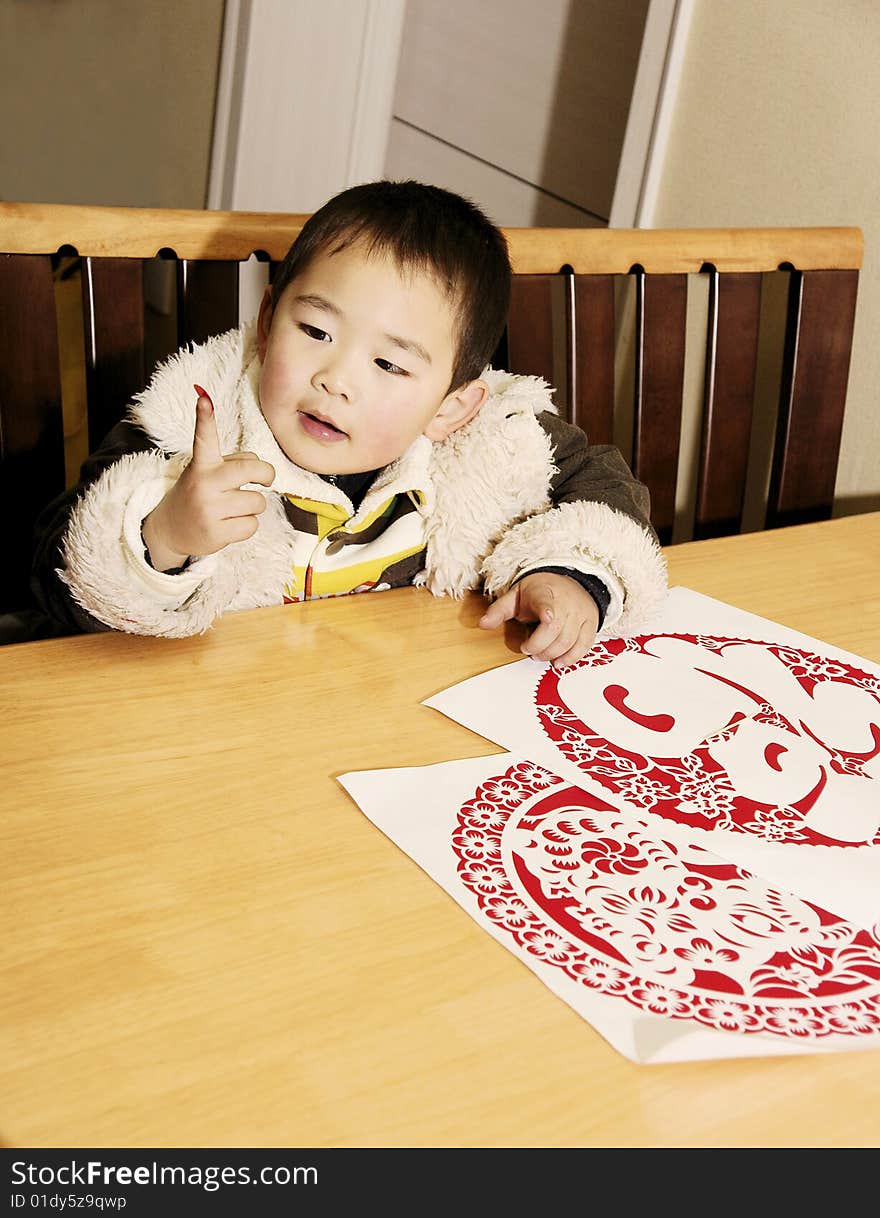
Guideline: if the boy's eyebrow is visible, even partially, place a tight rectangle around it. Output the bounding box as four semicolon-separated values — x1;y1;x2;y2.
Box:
383;332;432;365
294;293;342;317
294;292;432;365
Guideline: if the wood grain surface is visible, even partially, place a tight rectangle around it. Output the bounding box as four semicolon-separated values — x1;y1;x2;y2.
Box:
2;514;878;1148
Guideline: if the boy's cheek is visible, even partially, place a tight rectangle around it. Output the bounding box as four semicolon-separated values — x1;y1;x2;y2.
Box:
258;362;288;409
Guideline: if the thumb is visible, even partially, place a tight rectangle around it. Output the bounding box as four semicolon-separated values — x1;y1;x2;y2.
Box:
191;384;223;466
519;580;556;623
479;587;517;628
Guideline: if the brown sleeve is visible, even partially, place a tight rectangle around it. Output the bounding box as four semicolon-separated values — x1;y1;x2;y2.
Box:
538;410;656;540
30;421;159;633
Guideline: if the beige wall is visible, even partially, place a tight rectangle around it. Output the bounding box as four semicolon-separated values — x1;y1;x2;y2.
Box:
0;0;224;208
653;0;880;515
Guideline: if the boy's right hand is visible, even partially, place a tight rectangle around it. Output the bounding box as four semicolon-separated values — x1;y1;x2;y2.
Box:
142;386;276;572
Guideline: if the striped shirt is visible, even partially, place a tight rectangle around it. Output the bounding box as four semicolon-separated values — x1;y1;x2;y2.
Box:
281;466;428;601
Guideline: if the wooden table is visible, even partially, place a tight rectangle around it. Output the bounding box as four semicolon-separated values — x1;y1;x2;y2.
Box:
2;513;879;1149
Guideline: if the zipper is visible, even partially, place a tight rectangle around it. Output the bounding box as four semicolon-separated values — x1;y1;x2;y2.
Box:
304;526;347;600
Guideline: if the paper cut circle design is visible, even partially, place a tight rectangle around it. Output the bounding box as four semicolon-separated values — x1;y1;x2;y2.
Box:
453;761;880;1041
534;634;880;848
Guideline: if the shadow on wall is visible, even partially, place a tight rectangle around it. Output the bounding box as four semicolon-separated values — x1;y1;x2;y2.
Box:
836;493;880;517
535;0;650;228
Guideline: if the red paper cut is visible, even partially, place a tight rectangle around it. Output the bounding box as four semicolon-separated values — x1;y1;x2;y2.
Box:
535;634;880;848
453;760;880;1041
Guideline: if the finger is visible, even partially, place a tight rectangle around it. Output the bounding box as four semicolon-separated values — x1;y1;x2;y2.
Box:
518;585;561;651
479;588;517;628
541;623;583;664
220;515;260;546
553;620;598;668
220;489;268;519
517;582;557;623
521;611;564;657
191;387;223;467
219;456;276;487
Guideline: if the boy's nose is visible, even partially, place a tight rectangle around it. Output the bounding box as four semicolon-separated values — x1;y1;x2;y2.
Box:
313;360;356;402
317;377;349;400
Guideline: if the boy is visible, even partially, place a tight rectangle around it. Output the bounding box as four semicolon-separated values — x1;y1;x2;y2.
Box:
33;180;667;661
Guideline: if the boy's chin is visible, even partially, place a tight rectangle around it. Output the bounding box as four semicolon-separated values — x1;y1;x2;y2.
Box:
286;453;373;478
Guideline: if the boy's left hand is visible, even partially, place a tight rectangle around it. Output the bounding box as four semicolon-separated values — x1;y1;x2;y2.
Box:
479;571;600;666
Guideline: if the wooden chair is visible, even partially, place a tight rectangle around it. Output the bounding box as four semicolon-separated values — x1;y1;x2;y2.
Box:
0;203;863;618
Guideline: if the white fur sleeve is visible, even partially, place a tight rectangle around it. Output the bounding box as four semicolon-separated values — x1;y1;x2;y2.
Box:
480;499;668;638
58;449;226;637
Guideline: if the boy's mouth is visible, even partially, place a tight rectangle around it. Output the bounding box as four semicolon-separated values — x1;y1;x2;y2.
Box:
297;410;349;442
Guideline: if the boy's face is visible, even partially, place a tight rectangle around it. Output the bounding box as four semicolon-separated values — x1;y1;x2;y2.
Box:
256;242;487;476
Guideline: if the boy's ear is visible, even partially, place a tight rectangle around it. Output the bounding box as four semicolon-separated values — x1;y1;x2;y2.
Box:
256;287;274;360
423;378;489;442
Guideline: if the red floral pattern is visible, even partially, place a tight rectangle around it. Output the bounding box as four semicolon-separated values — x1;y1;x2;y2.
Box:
453;761;880;1041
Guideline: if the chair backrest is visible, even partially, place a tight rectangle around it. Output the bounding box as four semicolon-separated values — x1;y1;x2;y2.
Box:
0;204;863;613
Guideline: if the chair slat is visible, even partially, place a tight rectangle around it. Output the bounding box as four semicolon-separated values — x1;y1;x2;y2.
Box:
82;257;146;450
177;259;240;348
633;272;687;545
0;254;65;612
568;273;614;443
694;271;763;539
768;269;859;528
506;274;555;391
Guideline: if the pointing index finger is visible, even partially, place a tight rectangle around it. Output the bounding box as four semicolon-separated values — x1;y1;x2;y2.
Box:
479;587;516;628
191;383;223;466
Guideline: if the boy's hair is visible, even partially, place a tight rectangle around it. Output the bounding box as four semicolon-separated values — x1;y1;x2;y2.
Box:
270;179;511;392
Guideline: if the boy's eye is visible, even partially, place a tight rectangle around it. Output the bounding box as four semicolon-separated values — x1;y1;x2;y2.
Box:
299;323;330;342
375;358;409;376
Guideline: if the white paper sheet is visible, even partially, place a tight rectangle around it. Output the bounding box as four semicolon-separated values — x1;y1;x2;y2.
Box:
424;588;880;929
339;750;880;1064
